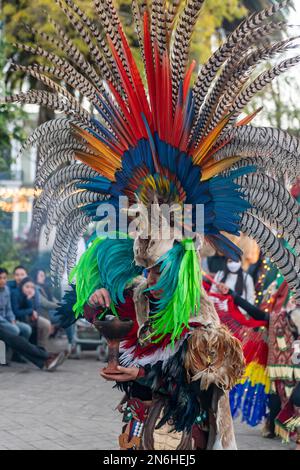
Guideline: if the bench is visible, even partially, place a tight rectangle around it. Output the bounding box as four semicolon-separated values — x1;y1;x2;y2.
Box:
0;340;6;364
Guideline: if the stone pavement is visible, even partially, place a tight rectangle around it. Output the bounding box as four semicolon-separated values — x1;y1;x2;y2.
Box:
0;342;295;450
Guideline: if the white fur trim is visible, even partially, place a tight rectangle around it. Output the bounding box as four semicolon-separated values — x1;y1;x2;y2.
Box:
119;334;188;368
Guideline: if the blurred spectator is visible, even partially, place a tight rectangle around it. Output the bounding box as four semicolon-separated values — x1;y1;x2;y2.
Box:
7;265;28;291
33;269;75;354
0;268;32;340
205;253;226;275
210;258;255;315
33;269;59;320
8;265;41;318
11;277;51;349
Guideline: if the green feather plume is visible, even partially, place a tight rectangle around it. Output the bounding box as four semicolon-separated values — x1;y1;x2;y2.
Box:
69;237;105;317
149;239;202;344
69;233;141;318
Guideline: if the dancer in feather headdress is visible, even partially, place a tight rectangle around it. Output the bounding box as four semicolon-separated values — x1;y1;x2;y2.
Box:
4;0;300;450
209;269;300;447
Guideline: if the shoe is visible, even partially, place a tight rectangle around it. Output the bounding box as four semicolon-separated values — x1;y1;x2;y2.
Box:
261;419;275;439
44;351;66;371
262;431;276;439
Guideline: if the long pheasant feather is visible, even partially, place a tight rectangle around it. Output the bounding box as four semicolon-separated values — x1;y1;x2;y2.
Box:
143;11;157;130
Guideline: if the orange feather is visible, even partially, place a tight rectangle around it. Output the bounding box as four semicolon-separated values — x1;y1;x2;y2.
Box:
236;107;263;127
192;114;232;165
201;156;242;181
75;151;118;181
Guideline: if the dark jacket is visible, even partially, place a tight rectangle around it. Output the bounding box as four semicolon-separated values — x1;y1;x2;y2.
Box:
7;279;18;291
10;288;38;322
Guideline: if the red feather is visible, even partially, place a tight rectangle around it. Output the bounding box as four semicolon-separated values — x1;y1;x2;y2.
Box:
183;60;196;102
163;51;173;142
118;25;152;129
105;93;137;147
173;92;184;148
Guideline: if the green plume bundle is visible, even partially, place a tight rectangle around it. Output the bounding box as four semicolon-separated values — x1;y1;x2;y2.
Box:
69;234;142;318
69;237;105;317
149;239;202;345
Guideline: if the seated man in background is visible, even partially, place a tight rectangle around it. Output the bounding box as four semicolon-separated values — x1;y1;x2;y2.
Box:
7;265;28;291
0;324;65;372
0;268;32;340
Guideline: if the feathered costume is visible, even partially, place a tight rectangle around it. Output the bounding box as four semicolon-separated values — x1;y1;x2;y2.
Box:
207;268;300;443
5;0;300;450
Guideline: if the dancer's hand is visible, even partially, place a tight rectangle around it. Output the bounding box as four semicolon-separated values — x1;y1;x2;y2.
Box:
100;366;140;382
218;283;229;295
89;288;111;308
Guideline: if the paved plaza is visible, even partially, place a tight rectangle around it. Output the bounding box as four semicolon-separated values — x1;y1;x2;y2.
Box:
0;341;295;451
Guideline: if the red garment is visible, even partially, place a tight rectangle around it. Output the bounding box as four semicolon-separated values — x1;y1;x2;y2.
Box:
84;291;190;361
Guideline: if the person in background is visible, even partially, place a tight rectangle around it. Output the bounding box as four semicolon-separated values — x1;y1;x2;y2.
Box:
0;268;32;340
210;258;255;314
33;269;75;355
33;269;59;320
8;265;40;310
7;265;28;291
11;277;51;349
205;252;226;276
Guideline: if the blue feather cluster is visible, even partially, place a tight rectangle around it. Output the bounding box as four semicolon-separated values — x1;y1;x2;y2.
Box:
230;381;269;427
78;135;256;259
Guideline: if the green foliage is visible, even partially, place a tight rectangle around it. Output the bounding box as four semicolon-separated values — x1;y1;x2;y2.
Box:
0;105;27;172
0;33;29;269
190;0;246;64
0;39;27;172
0;212;37;272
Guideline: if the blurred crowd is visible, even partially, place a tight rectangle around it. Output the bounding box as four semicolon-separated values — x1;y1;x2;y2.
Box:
0;265;75;371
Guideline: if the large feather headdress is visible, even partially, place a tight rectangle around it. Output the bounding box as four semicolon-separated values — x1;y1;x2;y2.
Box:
4;0;300;301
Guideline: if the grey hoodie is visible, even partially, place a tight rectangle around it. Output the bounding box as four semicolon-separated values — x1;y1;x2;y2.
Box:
0;286;15;322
